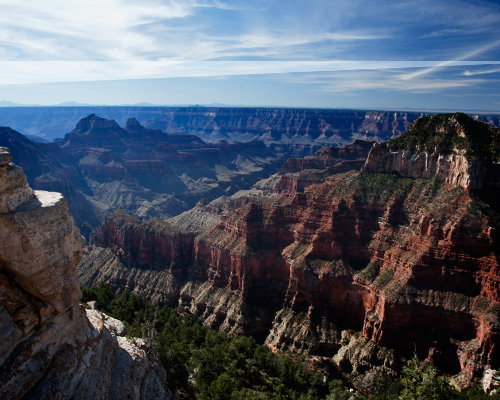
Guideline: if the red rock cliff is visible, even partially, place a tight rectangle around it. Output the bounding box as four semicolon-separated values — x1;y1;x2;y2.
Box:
89;170;499;379
81;114;500;384
94;211;194;273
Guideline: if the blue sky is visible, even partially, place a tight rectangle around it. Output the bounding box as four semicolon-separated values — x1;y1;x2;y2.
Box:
0;0;499;111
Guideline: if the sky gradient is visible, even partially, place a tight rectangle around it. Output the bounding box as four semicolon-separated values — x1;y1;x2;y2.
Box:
1;0;500;111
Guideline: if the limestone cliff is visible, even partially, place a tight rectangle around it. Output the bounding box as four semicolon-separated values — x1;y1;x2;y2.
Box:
0;147;170;400
363;113;500;189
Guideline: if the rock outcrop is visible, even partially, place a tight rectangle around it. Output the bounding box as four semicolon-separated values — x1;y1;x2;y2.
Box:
363;113;500;189
0;126;104;239
268;139;374;194
279;140;375;174
0;147;170;399
482;369;500;395
0;147;34;213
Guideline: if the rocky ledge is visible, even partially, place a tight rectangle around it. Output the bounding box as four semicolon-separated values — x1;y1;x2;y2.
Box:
0;147;170;400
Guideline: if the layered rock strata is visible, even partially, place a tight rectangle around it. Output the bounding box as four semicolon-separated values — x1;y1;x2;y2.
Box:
0;147;169;400
279;140;375;174
2;106;498;145
1;115;285;238
271;139;375;194
81;177;500;376
79;114;500;387
0;107;429;144
82;172;500;381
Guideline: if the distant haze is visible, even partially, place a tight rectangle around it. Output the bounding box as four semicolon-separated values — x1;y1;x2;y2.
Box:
1;107;498;144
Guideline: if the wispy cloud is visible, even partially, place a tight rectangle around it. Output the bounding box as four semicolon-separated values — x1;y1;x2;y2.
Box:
391;0;500;32
323;33;389;41
316;75;482;93
420;28;463;38
1;0;499;63
0;0;220;60
0;0;498;110
400;39;500;81
2;60;498;85
464;67;500;76
0;0;395;63
287;68;483;95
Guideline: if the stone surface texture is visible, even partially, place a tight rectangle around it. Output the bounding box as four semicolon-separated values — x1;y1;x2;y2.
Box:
0;146;34;213
0;147;170;400
482;369;500;395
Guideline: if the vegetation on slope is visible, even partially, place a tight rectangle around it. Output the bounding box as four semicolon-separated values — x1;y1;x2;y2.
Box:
81;283;497;399
386;113;500;161
82;282;334;399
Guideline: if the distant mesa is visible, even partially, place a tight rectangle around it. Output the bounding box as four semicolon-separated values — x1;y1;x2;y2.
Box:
73;113;121;131
0;106;498;147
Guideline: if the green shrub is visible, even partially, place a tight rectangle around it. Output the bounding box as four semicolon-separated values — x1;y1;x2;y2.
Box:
400;357;452;400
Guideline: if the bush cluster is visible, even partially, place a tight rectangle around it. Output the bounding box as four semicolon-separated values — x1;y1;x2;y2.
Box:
81;283;497;399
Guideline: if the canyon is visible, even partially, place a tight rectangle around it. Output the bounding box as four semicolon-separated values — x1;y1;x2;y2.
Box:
2;108;498;241
79;113;500;390
0;114;285;238
1;107;498;147
2;110;499;395
0;147;170;399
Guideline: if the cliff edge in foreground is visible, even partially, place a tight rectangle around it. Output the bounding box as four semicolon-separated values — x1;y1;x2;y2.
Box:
0;147;170;400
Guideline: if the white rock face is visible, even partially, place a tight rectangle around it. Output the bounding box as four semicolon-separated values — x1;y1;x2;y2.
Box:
87;309;128;336
0;147;34;213
362;144;485;189
0;188;84;314
362;143;500;189
0;147;170;400
483;369;500;395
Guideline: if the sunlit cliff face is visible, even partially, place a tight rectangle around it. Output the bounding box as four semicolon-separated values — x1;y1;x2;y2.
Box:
0;147;169;400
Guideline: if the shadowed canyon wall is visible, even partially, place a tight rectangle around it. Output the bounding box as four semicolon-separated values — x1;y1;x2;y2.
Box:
0;114;285;238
